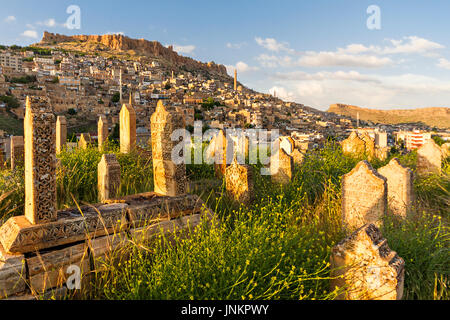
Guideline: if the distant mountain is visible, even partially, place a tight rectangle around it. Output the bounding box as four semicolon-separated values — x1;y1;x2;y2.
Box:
328;104;450;129
37;31;230;80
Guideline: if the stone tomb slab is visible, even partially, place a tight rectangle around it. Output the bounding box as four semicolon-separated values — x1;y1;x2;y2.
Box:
0;203;128;254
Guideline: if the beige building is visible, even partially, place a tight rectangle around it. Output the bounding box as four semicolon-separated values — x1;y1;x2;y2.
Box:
0;52;22;72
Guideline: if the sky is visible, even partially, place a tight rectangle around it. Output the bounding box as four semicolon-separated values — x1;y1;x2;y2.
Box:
2;0;450;111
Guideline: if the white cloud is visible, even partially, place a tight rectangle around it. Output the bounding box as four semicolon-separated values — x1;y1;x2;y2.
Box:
104;31;125;36
255;37;294;53
37;18;56;27
256;54;293;68
226;42;247;49
21;30;38;39
173;44;196;55
437;58;450;70
269;86;295;101
297;51;393;68
4;16;16;23
226;61;259;76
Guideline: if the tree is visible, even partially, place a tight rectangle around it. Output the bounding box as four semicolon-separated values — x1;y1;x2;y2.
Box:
111;92;120;103
164;83;171;90
68;108;77;115
432;135;445;146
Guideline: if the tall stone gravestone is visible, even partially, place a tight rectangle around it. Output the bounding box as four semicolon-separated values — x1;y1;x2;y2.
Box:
214;130;228;178
10;136;24;170
98;115;109;151
55;116;67;154
330;224;405;300
151;100;187;196
120;100;136;154
342;161;387;230
24;97;57;224
378;158;414;218
417;140;442;176
98;154;121;202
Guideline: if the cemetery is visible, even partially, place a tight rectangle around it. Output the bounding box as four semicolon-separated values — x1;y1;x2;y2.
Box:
0;97;448;300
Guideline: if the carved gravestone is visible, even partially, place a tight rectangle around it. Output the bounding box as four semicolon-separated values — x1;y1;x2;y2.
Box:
10;136;24;170
98;154;121;202
330;224;405;300
98;115;109;151
280;136;294;155
342;161;387;230
225;159;254;205
24;97;57;224
55;116;67;154
78;133;91;150
378;158;414;218
214;130;228;178
0;149;4;169
120;102;136;153
270;147;293;185
417;140;442;176
151;100;187;196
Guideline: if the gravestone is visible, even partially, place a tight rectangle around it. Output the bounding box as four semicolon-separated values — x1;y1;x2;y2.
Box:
55;116;67;154
280;136;294;155
441;142;450;159
342;161;387;230
0;149;4;169
378;158;414;218
341;132;365;156
24;97;57;225
417;140;442;175
270;147;293;185
360;132;375;160
330;224;405;300
78;133;91;150
10;136;24;170
98;154;121;202
214;130;228;178
225;158;254;205
120;101;136;153
151;100;187;196
98;115;109;151
291;148;304;165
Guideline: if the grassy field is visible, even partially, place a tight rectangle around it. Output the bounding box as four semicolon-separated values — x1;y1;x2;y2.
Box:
0;142;448;300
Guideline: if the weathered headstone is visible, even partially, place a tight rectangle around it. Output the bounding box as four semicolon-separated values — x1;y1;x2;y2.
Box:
214;130;228;178
151;100;187;196
225;158;254;205
10;136;24;170
417;140;442;175
98;154;121;202
98;115;109;151
341;132;365;156
24;96;57;224
441;142;450;159
378;158;414;218
0;149;4;169
78;133;91;150
120;101;136;153
342;161;387;230
55;116;67;154
291;148;304;165
280;136;294;155
330;224;405;300
360;132;375;160
270;147;293;185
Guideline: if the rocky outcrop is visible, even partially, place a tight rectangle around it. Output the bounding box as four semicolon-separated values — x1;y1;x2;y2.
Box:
328;103;450;129
40;31;228;76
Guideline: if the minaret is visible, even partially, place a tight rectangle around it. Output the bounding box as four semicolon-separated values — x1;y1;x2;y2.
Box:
119;69;123;103
171;70;174;81
129;90;133;105
234;69;237;91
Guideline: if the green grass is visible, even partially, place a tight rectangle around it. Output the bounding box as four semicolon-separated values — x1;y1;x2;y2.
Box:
0;112;23;136
1;142;448;300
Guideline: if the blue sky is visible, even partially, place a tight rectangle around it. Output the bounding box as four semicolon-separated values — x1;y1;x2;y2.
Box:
2;0;450;110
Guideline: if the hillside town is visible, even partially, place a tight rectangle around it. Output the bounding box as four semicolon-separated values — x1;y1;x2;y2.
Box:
0;39;449;163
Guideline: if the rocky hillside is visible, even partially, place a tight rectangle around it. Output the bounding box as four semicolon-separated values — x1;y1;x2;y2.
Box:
38;31;229;79
328;104;450;129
